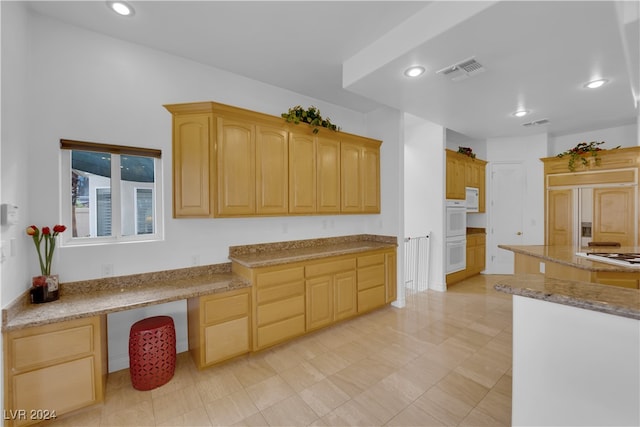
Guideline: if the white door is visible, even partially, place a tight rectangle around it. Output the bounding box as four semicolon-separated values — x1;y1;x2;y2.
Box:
488;162;526;274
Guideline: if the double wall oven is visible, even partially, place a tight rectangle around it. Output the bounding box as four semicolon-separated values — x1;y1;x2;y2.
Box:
445;199;466;273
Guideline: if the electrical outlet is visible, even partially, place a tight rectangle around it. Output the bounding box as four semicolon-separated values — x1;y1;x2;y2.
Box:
539;262;545;274
102;264;114;277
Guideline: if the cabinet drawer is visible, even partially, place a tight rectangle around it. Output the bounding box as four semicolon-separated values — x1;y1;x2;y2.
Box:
305;258;356;277
256;314;305;349
204;317;249;364
358;286;386;313
256;266;304;287
203;292;249;325
358;264;385;290
257;280;304;304
13;356;96;425
357;252;384;267
11;325;94;372
257;295;304;326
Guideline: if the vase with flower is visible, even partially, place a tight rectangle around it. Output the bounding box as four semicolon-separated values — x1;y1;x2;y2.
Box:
26;224;66;303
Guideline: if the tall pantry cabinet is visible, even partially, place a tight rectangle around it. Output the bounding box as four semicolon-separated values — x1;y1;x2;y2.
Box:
542;146;640;247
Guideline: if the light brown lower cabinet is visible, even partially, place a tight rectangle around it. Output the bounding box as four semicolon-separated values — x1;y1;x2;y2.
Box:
3;316;107;427
187;287;251;369
232;247;396;352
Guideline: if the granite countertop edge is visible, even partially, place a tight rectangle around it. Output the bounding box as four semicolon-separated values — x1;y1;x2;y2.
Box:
495;274;640;320
229;234;398;268
497;244;637;272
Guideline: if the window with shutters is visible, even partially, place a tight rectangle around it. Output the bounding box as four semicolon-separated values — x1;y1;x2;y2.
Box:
60;140;163;245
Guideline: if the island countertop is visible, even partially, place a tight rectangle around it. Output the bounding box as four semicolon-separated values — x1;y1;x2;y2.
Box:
495;274;640;320
498;244;640;272
229;234;397;268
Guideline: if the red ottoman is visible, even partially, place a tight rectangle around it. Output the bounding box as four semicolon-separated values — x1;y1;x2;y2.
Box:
128;315;176;391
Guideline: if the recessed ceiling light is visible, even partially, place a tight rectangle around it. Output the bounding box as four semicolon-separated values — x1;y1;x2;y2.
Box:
584;79;608;89
107;1;135;17
404;66;425;78
513;109;529;118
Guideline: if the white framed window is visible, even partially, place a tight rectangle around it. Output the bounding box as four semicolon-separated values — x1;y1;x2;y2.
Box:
60;139;163;246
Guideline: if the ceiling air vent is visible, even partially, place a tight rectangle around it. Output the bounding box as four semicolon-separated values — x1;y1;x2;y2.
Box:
522;118;550;127
436;56;485;81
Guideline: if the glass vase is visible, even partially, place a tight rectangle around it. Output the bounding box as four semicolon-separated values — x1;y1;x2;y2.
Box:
30;274;59;303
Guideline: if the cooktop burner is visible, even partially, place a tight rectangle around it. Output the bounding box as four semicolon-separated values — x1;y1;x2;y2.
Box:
576;252;640;268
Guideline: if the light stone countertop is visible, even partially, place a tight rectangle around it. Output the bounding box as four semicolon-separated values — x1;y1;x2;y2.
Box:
229;234;397;268
3;234;397;332
495;274;640;320
498;244;640;272
2;263;249;332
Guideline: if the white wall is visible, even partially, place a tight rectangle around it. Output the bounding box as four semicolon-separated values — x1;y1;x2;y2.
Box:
512;296;640;426
548;123;638;155
404;113;446;292
3;10;403;371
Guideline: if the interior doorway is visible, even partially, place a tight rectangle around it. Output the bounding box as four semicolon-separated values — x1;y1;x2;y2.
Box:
488;161;526;274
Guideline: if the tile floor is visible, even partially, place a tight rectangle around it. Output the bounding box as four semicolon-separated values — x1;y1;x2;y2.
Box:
49;274;514;426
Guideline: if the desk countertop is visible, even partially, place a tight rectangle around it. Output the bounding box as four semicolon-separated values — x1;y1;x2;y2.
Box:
2;263;249;332
495;274;640;320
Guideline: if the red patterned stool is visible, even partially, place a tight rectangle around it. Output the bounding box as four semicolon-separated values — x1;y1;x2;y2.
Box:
128;315;176;391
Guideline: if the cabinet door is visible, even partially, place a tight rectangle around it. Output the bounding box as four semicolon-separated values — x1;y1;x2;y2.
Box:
334;270;357;321
317;137;341;213
341;142;361;213
547;189;574;245
173;114;213;217
385;251;397;304
256;126;288;214
593;187;635;246
216;117;256;216
362;145;381;213
446;152;466;200
306;276;333;330
204;317;249;365
478;162;487;213
289;132;317;213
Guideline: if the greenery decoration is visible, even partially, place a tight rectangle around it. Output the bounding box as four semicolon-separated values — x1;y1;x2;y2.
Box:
556;141;619;171
457;146;476;159
281;106;340;134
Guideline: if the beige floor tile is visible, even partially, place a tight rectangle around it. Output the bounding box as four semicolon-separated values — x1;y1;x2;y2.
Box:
352;376;420;424
227;356;277;388
454;351;509;389
280;360;326;392
195;367;244;403
474;387;512;425
412;384;473;425
329;357;396;397
435;371;490;408
262;343;307;373
385;403;450;427
101;399;155;426
156;407;212;427
260;394;319;426
233;411;269;426
298;378;351;417
459;406;510;426
307;351;351;376
322;399;384;426
204;389;259;426
245;374;296;410
152;383;204;424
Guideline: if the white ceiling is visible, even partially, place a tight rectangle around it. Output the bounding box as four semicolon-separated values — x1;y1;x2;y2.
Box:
27;1;640;139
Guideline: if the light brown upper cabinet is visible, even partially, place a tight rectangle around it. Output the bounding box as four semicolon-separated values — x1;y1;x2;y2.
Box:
541;146;640;246
445;149;487;212
165;101;381;218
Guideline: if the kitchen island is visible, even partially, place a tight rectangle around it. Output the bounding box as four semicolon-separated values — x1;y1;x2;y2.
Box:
496;275;640;426
498;244;640;288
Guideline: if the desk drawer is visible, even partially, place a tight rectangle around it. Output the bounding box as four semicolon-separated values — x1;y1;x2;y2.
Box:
357;252;384;268
358;285;385;313
256;315;305;349
11;323;94;372
203;291;249;325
